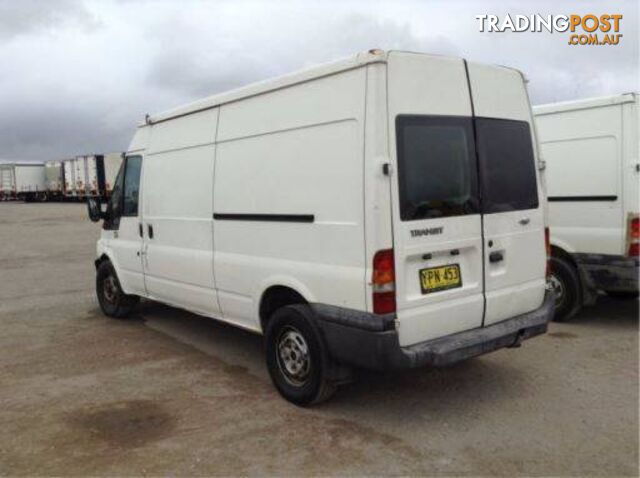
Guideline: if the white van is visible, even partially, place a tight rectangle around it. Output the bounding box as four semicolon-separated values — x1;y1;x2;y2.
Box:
88;50;553;404
534;94;639;320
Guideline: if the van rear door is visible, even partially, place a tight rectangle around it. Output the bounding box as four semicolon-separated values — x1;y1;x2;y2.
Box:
387;52;485;347
467;63;546;325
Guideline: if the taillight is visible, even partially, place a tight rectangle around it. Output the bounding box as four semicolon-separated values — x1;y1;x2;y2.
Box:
372;249;396;314
628;215;639;257
545;227;551;278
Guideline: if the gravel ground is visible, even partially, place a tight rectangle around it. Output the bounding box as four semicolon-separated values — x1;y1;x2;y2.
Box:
0;202;638;476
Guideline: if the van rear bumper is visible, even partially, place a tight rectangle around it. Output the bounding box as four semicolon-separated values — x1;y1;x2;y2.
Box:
311;291;554;370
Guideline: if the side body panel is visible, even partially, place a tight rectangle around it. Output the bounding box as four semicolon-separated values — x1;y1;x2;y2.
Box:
214;67;367;331
142;109;221;318
536;102;627;255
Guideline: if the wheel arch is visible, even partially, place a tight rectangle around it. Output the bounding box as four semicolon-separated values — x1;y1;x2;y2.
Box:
550;244;578;269
257;280;314;333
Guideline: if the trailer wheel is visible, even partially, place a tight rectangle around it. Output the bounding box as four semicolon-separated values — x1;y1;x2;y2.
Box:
549;255;582;321
96;261;139;318
265;305;336;406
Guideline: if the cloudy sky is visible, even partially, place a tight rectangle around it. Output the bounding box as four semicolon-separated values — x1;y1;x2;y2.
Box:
0;0;637;161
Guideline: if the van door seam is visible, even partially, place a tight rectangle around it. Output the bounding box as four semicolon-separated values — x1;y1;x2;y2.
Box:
463;59;487;328
211;107;223;316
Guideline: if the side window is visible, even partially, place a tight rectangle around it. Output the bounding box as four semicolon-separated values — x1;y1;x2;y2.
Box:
396;115;479;221
476;118;538;213
103;155;142;230
103;164;124;230
122;156;142;216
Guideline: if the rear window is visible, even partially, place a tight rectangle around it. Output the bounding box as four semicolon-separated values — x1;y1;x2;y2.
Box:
396;115;479;221
476;118;539;213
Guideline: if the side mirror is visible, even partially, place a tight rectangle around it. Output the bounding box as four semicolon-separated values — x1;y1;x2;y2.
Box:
87;196;104;222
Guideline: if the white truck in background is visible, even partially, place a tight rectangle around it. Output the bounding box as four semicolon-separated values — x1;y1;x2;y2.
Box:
534;93;639;320
0;162;47;201
63;158;77;198
44;160;64;199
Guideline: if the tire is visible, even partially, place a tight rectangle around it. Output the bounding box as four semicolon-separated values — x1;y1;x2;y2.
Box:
96;260;139;318
605;290;639;300
265;304;336;406
549;255;582;321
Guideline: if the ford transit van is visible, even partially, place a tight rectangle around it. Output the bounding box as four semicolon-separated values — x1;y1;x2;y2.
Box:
534;94;639;320
88;50;554;405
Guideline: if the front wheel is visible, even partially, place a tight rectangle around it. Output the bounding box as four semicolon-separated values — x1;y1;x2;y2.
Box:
549;255;582;321
265;305;336;406
96;261;139;318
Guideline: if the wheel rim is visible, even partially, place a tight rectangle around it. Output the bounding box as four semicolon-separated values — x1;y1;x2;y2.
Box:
549;273;565;308
276;326;311;387
103;275;118;304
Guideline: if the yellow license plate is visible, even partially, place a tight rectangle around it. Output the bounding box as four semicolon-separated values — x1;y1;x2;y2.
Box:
419;264;462;294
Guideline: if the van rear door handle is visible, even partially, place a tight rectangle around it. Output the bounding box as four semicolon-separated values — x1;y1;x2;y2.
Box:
147;224;154;239
138;223;143;237
489;251;503;263
519;218;530;225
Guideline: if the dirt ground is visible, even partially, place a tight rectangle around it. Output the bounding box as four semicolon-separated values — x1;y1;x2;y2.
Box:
0;202;638;476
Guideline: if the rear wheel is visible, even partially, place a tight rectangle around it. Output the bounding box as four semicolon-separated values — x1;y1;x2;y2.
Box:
265;304;336;406
549;255;582;321
96;261;139;318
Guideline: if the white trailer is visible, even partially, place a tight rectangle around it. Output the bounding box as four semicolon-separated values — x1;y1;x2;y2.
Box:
44;160;64;199
74;156;89;197
534;93;639;320
63;158;76;198
0;164;13;199
0;162;46;201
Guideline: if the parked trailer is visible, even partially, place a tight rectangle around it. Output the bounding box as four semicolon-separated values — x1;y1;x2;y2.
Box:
63;158;77;199
0;163;46;201
74;156;89;198
44;160;65;200
60;154;123;200
0;164;13;200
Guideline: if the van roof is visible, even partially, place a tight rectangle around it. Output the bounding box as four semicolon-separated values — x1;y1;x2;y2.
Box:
144;50;390;125
533;93;638;115
145;50;510;126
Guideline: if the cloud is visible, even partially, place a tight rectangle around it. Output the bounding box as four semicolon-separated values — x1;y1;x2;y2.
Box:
0;0;100;40
0;0;637;161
